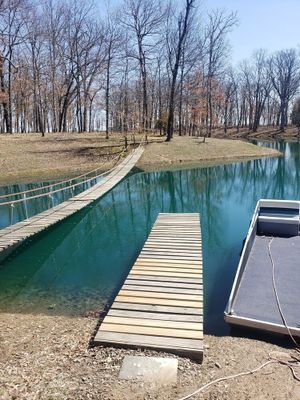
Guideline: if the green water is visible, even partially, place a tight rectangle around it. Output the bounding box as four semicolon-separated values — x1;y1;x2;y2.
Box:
0;176;102;228
0;141;299;335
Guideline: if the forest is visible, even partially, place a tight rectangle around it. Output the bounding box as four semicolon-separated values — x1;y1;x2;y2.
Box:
0;0;300;139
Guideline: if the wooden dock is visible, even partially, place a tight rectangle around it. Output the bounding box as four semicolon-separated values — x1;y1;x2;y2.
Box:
0;147;144;262
94;213;203;361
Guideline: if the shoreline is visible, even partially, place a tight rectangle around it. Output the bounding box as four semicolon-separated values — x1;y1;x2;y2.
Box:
0;135;280;186
138;151;280;173
0;312;298;400
0;150;280;187
136;136;280;173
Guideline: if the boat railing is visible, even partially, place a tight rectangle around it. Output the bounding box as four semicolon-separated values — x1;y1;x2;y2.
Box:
225;202;260;314
258;199;300;210
257;199;300;237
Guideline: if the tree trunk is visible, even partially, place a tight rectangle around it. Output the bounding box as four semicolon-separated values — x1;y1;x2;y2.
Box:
105;46;111;139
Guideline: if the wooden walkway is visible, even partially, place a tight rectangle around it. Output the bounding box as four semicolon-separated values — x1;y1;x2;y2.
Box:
94;213;203;361
0;147;144;262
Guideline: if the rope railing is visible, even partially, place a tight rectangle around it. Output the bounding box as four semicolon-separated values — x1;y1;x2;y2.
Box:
0;161;117;207
0;136;150;201
0;143;142;229
0;141;143;208
0;136;151;202
0;145;126;200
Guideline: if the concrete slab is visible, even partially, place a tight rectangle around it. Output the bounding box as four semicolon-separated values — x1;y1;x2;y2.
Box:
118;356;178;385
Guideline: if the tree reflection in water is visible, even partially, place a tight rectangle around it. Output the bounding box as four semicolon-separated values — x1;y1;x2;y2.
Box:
0;141;299;335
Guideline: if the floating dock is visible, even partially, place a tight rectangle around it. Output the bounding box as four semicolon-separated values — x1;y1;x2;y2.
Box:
94;213;203;361
0;147;144;262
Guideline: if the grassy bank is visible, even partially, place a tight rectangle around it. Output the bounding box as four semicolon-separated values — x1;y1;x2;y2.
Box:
0;132;132;185
0;133;279;185
137;136;280;171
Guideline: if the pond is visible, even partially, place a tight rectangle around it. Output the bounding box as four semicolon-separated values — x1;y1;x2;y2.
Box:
0;140;299;335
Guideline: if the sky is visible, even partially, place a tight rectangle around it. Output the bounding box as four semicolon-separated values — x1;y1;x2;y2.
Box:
98;0;300;65
204;0;300;65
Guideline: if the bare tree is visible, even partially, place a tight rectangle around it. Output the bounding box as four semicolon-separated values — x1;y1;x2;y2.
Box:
120;0;164;132
0;0;27;133
104;7;122;139
0;0;299;139
165;0;196;142
269;48;300;132
291;97;300;136
204;9;237;137
238;50;271;132
25;7;46;135
250;50;271;132
222;69;236;134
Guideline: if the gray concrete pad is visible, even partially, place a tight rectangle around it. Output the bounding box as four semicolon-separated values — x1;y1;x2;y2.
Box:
119;356;178;384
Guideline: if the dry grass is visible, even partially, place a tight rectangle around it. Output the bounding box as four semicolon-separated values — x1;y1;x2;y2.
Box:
137;136;280;171
0;132;280;185
0;132;141;185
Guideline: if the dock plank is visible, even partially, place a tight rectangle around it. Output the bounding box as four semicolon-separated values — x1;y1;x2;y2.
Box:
118;289;202;301
127;274;202;284
99;323;203;340
127;270;201;278
122;284;202;295
111;302;203;315
115;295;202;308
124;278;202;288
94;213;203;361
107;309;203;322
95;331;203;359
104;316;203;331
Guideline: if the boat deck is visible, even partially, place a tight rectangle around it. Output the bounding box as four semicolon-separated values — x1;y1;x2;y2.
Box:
94;213;203;361
231;235;300;329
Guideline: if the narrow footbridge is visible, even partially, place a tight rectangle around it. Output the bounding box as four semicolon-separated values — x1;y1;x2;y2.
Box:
0;146;144;262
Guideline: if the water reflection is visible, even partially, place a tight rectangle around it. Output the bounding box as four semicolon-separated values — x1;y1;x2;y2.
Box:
0;141;299;335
